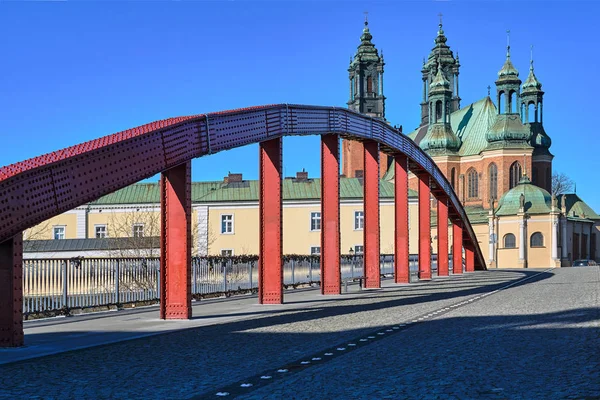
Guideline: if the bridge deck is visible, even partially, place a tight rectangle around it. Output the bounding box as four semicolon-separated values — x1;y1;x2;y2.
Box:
0;268;598;399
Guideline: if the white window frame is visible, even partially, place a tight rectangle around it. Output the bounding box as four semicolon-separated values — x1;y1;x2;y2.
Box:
354;210;364;230
221;214;234;235
310;211;321;232
310;246;321;255
221;249;234;256
133;223;144;238
95;224;108;239
354;245;364;255
53;225;66;240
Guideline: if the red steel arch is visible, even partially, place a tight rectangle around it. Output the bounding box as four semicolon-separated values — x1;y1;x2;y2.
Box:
0;104;485;347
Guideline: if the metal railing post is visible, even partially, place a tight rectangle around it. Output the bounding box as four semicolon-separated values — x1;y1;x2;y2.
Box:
249;261;253;289
192;259;197;295
115;259;120;305
62;260;68;309
291;259;295;284
223;261;227;292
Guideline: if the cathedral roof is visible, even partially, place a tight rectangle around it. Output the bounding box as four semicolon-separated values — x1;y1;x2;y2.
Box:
408;97;497;157
556;194;600;221
485;113;531;147
495;176;552;216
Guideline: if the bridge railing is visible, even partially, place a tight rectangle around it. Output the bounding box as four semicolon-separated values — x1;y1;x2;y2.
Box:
21;254;445;316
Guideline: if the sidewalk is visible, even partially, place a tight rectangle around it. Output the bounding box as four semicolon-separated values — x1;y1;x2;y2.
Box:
1;280;388;365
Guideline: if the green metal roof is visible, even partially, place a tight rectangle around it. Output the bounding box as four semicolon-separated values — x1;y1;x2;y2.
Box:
557;194;600;221
495;176;552;216
407;97;498;157
90;178;418;205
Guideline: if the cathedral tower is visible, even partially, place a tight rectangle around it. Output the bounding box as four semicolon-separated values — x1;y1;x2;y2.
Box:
420;17;460;126
342;16;391;179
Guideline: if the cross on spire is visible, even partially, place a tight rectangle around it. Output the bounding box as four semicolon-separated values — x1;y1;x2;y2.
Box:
438;12;443;26
487;85;491;96
506;29;511;57
530;44;534;69
364;11;368;25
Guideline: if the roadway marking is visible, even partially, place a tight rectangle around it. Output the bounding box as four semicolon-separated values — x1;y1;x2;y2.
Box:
190;270;552;399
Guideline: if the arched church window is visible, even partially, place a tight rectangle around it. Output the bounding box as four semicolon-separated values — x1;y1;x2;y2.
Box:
509;162;522;189
528;102;536;123
367;76;373;93
530;232;544;247
504;233;516;249
451;168;456;189
498;92;505;114
509;91;516;113
467;168;478;199
488;163;498;200
435;101;442;123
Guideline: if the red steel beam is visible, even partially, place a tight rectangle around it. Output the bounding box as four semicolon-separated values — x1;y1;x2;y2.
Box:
363;140;380;288
453;221;463;274
321;135;341;295
394;154;409;284
465;244;475;272
437;198;449;276
418;173;432;280
160;161;192;319
0;234;24;347
259;138;283;304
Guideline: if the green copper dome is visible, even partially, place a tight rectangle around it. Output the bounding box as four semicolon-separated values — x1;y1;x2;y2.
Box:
486;113;530;145
495;176;552;216
429;62;451;93
522;65;542;91
350;21;380;66
497;45;521;85
421;124;461;153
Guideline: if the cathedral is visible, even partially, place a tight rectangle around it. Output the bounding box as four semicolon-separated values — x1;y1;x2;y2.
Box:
342;18;599;267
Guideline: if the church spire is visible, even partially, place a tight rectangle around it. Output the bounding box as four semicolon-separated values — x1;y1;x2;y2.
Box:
347;15;385;119
420;16;460;126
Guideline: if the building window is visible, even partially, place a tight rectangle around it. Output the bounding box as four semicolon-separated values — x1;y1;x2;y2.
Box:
367;76;373;93
310;212;321;231
354;245;364;255
310;246;321;255
451;168;456;189
489;163;498;200
504;233;516;249
530;232;544;247
133;223;144;238
467;168;478;199
95;225;107;239
221;249;233;257
221;214;233;234
354;211;364;230
510;161;522;189
53;226;65;240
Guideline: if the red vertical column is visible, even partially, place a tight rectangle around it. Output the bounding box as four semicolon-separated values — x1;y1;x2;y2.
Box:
0;234;24;347
321;135;341;295
160;161;192;319
259;138;283;304
364;140;380;288
394;154;409;283
453;221;463;274
465;243;475;272
437;198;449;276
418;173;432;280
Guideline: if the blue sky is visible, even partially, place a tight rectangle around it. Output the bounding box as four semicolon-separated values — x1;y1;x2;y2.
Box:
1;1;599;211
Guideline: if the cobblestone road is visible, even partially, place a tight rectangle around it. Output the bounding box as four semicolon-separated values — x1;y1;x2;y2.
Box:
0;268;598;399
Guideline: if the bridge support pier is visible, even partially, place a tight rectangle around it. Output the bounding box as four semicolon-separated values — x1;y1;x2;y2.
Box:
259;138;283;304
418;174;432;280
160;162;192;319
394;154;409;284
465;244;475;272
363;141;380;289
437;198;449;276
321;135;341;295
453;221;463;274
0;234;24;347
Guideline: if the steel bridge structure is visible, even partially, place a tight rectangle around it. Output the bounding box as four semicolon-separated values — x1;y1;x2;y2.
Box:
0;104;485;347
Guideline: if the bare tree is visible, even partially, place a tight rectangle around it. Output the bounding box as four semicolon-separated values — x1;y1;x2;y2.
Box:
552;172;575;195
